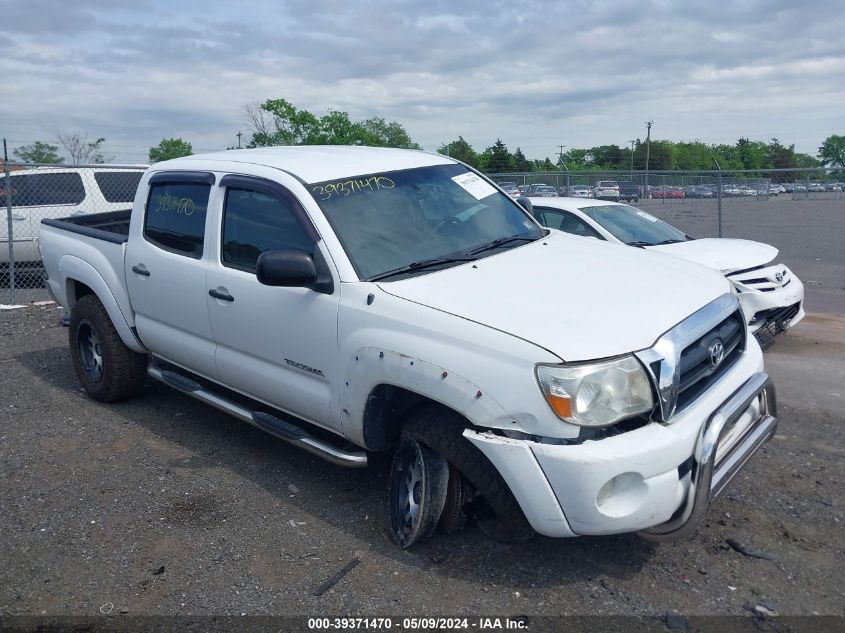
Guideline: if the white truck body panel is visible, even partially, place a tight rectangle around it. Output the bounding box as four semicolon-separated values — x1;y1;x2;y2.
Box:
381;230;729;361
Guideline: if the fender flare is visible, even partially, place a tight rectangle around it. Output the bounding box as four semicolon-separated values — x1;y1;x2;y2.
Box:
60;255;146;353
342;347;515;446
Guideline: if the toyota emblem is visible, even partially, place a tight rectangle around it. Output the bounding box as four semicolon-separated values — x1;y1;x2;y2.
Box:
775;271;784;283
708;339;725;368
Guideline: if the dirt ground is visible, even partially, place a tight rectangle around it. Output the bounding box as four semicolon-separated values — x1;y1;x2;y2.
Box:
1;305;843;622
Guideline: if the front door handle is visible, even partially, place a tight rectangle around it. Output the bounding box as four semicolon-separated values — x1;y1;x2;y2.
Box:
131;265;150;277
208;288;235;302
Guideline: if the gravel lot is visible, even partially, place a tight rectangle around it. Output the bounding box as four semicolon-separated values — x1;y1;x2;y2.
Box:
1;305;843;622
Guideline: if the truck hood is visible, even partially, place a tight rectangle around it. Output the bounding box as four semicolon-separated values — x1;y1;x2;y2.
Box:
645;238;777;274
378;231;730;362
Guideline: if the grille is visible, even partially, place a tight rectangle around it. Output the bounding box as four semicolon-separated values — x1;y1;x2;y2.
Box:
675;310;746;412
729;268;789;292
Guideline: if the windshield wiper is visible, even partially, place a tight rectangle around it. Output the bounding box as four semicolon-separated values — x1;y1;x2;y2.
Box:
625;240;653;247
466;234;537;256
368;256;477;282
652;238;686;245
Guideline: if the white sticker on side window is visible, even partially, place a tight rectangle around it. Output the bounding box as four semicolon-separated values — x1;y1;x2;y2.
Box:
451;172;497;200
636;210;659;223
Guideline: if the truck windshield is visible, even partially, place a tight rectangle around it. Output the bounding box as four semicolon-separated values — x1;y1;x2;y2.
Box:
578;204;689;246
309;163;543;280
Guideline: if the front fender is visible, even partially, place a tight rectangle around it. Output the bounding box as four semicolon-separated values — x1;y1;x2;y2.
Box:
60;255;145;353
341;347;514;445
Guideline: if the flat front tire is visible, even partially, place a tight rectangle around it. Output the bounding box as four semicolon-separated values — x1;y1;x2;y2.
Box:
69;294;147;402
388;437;449;548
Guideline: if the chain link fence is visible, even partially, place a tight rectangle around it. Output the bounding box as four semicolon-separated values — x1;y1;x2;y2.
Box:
3;163;146;304
489;168;845;294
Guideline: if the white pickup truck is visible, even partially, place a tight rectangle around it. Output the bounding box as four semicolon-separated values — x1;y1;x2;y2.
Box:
39;146;777;548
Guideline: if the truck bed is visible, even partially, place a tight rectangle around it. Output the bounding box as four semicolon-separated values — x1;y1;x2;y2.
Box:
41;209;131;244
39;210;136;337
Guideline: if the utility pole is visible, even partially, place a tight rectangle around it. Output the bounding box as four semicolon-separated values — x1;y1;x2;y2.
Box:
628;139;636;180
557;145;567;164
556;146;568;194
644;121;653;197
4;138;15;303
236;131;243;149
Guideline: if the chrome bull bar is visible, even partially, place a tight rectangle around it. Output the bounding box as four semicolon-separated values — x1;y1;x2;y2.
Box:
640;372;777;540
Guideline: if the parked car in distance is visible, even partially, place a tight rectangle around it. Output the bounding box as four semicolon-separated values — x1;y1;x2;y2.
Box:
528;197;804;339
523;183;552;196
568;185;593;198
688;185;715;199
497;181;522;198
721;185;742;197
808;182;826;193
593;180;620;201
533;185;558;197
0;166;145;271
650;186;684;199
739;185;758;197
618;181;640;202
39;146;778;549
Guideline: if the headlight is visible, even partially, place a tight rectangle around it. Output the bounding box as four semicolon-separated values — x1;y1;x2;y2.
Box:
536;356;654;427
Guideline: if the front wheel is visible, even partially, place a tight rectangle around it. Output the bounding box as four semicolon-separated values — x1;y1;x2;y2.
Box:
69;294;148;402
388;437;449;548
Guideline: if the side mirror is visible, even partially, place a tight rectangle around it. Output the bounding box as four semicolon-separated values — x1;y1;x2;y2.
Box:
256;250;317;287
516;196;534;215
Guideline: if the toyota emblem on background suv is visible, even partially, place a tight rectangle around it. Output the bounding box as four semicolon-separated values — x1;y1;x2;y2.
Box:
775;271;784;283
708;339;725;368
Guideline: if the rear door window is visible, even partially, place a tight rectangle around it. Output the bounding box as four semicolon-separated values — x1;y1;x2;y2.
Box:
7;172;86;207
94;171;144;203
535;208;604;239
144;182;210;258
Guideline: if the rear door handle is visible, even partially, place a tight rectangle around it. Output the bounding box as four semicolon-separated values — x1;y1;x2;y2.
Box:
209;289;234;302
131;265;150;277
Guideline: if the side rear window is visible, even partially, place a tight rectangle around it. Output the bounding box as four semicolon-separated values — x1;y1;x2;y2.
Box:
144;182;210;258
536;208;604;239
221;187;314;273
94;171;144;203
8;172;85;207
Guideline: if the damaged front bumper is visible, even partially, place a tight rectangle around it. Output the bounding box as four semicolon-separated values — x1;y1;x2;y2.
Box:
464;349;777;539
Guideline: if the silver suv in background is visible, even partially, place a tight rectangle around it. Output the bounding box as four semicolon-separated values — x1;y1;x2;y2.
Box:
1;166;145;270
593;180;620;201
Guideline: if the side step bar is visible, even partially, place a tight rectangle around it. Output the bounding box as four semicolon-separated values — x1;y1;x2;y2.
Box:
148;364;368;468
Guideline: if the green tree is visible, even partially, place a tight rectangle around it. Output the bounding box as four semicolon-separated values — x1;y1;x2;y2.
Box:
437;136;479;168
306;110;367;145
589;145;627;169
674;141;713;170
513;147;531;172
818;134;845;169
359;117;420;149
484;139;515;173
13;141;62;164
149;138;193;163
246;98;320;147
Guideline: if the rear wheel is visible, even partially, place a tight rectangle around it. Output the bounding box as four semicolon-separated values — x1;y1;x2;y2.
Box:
69;294;147;402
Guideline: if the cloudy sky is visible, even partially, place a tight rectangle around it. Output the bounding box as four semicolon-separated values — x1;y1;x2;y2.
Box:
1;0;843;163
